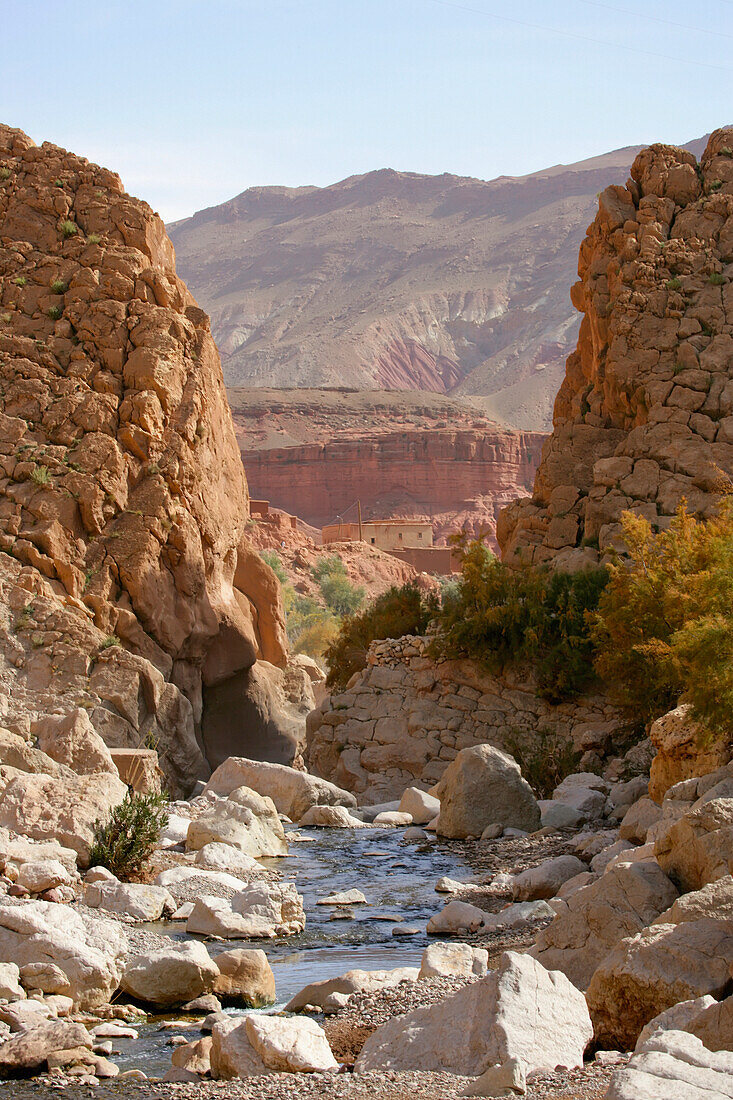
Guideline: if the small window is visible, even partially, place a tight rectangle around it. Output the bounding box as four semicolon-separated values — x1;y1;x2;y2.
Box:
418;532;423;539
398;532;403;540
370;537;375;544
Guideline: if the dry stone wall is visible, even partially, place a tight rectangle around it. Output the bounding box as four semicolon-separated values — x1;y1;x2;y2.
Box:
499;127;733;568
305;636;626;803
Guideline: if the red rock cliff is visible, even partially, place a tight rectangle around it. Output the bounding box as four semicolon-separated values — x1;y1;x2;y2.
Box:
242;427;544;545
499;128;733;568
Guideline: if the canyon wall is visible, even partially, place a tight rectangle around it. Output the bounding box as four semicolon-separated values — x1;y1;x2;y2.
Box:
242;427;545;546
306;636;626;804
499;128;733;568
0;124;300;795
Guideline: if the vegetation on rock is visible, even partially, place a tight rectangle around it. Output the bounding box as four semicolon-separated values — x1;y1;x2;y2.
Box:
325;582;439;690
434;540;608;703
591;501;733;742
88;791;168;880
503;726;581;798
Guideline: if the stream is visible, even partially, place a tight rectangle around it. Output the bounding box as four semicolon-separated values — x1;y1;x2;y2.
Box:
112;825;473;1077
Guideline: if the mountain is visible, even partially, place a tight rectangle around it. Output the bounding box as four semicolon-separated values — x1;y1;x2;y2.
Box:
169;136;710;430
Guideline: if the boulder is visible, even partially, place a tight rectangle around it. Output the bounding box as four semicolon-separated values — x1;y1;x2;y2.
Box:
531;861;679;990
511;855;586;901
121;942;220;1007
0;771;127;865
83;880;176;922
463;1057;526;1097
0;728;66;777
653;875;733;926
186;882;305;939
204;757;355;820
186;786;287;857
586;919;733;1049
619;797;662;843
0;831;77;876
398;788;441;825
0;1019;93;1078
285;967;419;1014
590;839;634;873
551;786;606;823
605;1030;733;1100
171;1035;212;1076
317;889;367;906
654;797;733;892
426;900;489;936
481;901;554;932
538;800;584;830
298;805;365;828
155;866;248;894
419;943;488;980
648;704;730;803
0;963;23;1001
15;860;71;894
0;901;126;1009
32;709;118;777
373;811;412;826
553;773;610;795
210;1014;337;1078
194;843;260;877
354;952;592;1076
434;745;540;839
688;994;733;1052
635;996;716;1051
608;776;650;813
158;815;191;848
212;949;276;1007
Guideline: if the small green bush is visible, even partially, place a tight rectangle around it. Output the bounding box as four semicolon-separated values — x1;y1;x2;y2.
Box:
709;273;726;286
0;166;10;181
50;279;67;294
47;306;62;321
503;727;581;799
30;465;51;486
432;541;609;703
88;791;168;879
666;277;682;291
709;180;723;192
311;554;365;616
326;582;439;690
12;276;26;287
0;313;10;325
100;634;122;650
60;219;77;239
259;549;288;585
87;233;102;245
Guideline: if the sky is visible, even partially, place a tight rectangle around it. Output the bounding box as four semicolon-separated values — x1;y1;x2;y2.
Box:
1;0;731;222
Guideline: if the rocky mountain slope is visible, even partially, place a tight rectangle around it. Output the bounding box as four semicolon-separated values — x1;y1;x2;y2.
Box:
170;138;708;430
499;127;733;568
231;388;545;543
0;124;308;795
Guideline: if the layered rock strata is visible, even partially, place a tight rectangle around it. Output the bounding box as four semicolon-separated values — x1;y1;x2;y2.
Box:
499;128;733;567
0;124;293;793
305;635;625;802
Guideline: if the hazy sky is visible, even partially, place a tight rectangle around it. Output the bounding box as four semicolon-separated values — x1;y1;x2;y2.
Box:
2;0;731;221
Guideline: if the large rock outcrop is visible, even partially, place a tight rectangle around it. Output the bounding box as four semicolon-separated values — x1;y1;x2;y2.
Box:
499;128;733;568
0;124;296;794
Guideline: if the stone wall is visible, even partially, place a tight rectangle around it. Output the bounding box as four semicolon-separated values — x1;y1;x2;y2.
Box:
305;636;626;804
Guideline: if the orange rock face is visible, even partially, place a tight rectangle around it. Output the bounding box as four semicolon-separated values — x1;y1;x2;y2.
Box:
499;128;733;568
0;125;289;793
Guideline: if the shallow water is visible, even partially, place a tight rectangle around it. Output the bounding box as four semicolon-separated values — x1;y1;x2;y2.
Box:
109;825;472;1076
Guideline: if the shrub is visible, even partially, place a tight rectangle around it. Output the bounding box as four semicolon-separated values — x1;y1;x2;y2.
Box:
709;272;726;286
87;233;102;245
259;549;288;585
47;305;62;321
88;791;168;879
709;180;723;192
12;276;26;287
0;166;10;181
433;541;608;703
100;634;122;650
326;582;439;690
293;616;340;660
503;727;581;799
591;501;733;739
50;278;67;294
311;554;365;616
30;465;51;486
666;277;682;291
60;219;77;238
